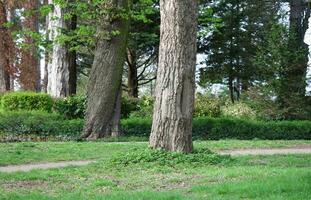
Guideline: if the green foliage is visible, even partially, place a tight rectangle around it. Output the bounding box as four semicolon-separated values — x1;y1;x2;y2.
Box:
121;96;140;118
129;96;154;118
222;102;257;119
111;147;231;166
194;93;221;117
122;117;311;140
53;95;86;119
1;92;54;112
0;111;83;141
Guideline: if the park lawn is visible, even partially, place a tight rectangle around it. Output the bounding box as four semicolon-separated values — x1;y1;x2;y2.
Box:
0;140;310;199
1;140;311;166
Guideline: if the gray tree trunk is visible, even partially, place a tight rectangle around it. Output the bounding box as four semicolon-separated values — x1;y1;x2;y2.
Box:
82;0;129;139
149;0;198;153
47;1;70;97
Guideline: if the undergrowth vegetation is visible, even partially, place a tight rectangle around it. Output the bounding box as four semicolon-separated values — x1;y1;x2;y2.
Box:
111;147;232;166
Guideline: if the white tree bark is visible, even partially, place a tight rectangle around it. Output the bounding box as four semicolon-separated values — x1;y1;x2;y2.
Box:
47;0;70;97
149;0;198;153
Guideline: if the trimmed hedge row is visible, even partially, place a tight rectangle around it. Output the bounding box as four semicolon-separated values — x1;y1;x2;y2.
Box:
122;117;311;140
0;112;310;141
0;112;83;141
1;92;54;112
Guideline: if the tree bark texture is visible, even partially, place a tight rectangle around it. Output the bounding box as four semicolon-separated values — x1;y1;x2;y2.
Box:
279;0;310;118
126;48;139;98
149;0;198;153
47;0;71;97
0;1;11;92
82;0;129;139
19;0;41;91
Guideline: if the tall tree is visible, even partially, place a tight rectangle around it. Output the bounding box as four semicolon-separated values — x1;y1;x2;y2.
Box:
124;0;159;98
82;0;130;139
149;0;198;153
198;0;281;103
278;0;311;119
19;0;41;91
47;0;77;97
0;0;12;92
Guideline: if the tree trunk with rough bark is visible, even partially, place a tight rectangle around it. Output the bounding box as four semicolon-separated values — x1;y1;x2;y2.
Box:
126;48;139;98
0;1;10;92
47;1;70;97
149;0;198;153
82;0;129;139
19;0;41;91
279;0;310;119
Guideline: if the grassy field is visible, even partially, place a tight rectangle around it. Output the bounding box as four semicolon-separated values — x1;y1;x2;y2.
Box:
0;140;310;199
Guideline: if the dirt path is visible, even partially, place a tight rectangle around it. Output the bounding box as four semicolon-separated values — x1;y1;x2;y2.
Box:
219;146;311;156
1;147;310;173
0;160;94;173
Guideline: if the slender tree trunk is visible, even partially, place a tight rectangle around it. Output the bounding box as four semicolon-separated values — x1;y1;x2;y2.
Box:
111;88;122;137
228;76;234;104
19;0;41;91
47;0;70;97
126;48;139;98
82;0;129;139
0;1;11;92
68;14;77;96
42;0;49;93
149;0;198;153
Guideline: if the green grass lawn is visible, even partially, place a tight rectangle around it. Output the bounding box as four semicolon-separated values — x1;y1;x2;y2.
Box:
0;140;310;199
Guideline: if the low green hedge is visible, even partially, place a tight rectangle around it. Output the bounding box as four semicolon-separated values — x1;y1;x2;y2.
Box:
0;112;310;141
0;111;83;141
1;92;54;112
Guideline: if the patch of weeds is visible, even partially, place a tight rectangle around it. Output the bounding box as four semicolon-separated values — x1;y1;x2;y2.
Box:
110;148;232;167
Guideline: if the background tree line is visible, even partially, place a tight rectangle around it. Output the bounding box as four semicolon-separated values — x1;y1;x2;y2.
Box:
0;0;311;152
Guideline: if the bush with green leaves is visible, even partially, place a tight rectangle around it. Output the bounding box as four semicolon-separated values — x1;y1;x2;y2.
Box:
53;95;86;119
1;92;54;112
194;93;221;117
0;111;83;141
129;96;154;118
222;102;257;119
111;147;231;166
121;96;140;118
1;111;310;141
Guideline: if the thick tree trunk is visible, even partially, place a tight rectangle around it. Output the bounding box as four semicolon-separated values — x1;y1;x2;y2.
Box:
47;1;70;97
126;48;139;98
82;0;129;139
149;0;198;153
0;1;10;92
19;0;41;92
279;0;310;119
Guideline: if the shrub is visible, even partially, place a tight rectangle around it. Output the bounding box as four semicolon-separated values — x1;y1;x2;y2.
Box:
111;147;231;166
194;93;221;117
1;92;53;112
121;96;140;118
0;111;310;141
53;95;86;119
222;102;257;119
129;96;154;118
0;111;83;141
121;117;311;140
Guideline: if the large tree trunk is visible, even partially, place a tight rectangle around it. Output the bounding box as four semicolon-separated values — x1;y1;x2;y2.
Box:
82;0;129;139
47;1;70;97
0;1;11;92
19;0;41;91
279;0;310;119
149;0;198;153
126;48;139;98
